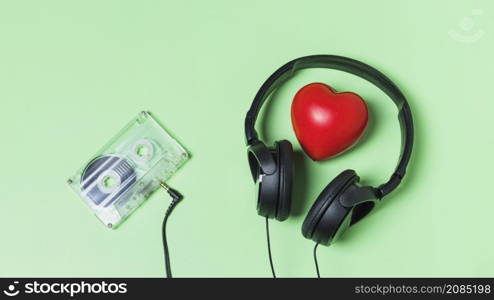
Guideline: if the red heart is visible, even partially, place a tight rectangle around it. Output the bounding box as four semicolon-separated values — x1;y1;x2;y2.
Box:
291;83;368;161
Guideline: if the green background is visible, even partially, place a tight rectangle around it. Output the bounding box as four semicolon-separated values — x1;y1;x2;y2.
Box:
0;0;492;277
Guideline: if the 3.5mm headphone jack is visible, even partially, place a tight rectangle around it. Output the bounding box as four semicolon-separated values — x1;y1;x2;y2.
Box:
159;182;183;278
160;182;183;201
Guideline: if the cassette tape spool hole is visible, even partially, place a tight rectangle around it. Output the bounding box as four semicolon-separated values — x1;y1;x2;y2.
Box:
131;139;155;163
136;145;148;157
98;170;121;193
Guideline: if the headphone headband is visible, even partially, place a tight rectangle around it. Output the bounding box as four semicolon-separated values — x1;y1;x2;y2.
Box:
244;55;414;197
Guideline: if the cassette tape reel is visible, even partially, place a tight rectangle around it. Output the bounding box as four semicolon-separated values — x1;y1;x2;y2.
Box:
68;111;189;228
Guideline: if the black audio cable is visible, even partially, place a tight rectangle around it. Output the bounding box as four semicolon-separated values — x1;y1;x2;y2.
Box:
159;182;183;278
265;217;277;278
313;243;321;278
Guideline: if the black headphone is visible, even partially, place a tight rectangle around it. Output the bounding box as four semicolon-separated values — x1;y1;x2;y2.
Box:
245;55;414;245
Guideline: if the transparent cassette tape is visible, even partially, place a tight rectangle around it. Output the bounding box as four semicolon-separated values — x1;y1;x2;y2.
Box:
68;111;189;228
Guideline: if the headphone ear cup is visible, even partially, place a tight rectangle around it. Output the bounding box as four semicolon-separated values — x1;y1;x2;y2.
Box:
248;141;278;219
274;140;293;221
302;170;358;244
249;140;293;221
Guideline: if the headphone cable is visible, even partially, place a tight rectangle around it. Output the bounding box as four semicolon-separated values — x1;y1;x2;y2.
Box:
160;182;183;278
265;217;277;278
314;243;321;278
